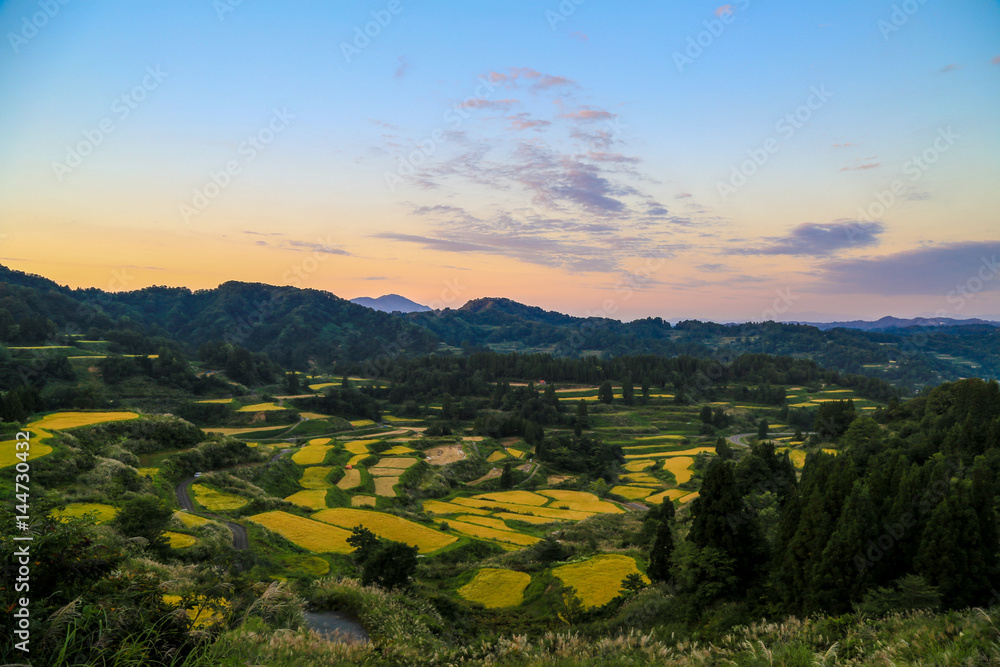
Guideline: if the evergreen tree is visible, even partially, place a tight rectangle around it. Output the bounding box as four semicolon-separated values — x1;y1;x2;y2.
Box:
500;462;514;489
757;418;769;441
622;376;635;406
715;437;733;460
647;501;675;583
598;380;614;404
699;405;713;424
689;460;766;589
284;372;300;394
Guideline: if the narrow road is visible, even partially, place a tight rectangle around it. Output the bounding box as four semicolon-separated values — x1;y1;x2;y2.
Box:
727;432;798;447
175;478;249;550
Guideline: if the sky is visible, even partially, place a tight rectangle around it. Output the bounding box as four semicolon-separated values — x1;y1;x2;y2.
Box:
1;0;998;323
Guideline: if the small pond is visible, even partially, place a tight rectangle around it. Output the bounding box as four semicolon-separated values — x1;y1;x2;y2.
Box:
304;610;369;643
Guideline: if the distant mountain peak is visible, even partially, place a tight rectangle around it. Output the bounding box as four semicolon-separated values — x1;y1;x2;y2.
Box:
350;294;430;313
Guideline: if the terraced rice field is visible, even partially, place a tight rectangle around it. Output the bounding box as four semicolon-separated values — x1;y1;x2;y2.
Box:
450;497;595;521
622;473;662;486
634;434;687;441
474;491;548;506
196;398;233;404
299;466;334;489
236;402;286;412
369;468;406;476
383;445;415;455
486;450;508;463
374;477;399;496
137;467;159;477
454;515;517;530
539;490;625;513
624;446;715;460
28;411;139;430
459;568;531;608
192;484;247;511
623;460;656;472
610;485;653;500
312;508;456;553
373;457;418;469
662;456;694;484
344;440;376;455
292;442;333;465
205;424;289;436
174;511;213;528
351;496;377;507
552;554;649;608
442;519;541;547
0;434;53;468
645;489;687;504
350;419;376;427
284;489;329;510
496;512;555;524
507;448;526;458
248;511;353;553
347;454;369;466
337;468;362;490
164;531;197;548
423;499;490;516
309;382;336;390
51;503;117;523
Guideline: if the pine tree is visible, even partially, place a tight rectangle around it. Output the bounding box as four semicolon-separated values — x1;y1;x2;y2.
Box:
622;377;635;406
598;380;614;404
500;463;514;489
647;502;675;583
757;418;769;441
809;481;878;614
699;405;713;424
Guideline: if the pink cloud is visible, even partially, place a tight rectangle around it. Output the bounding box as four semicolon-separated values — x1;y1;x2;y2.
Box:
992;55;1000;65
560;108;615;122
458;98;520;110
841;163;881;171
571;31;588;42
714;4;734;17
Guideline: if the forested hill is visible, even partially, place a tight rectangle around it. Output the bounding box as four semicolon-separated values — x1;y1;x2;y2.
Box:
1;265;999;387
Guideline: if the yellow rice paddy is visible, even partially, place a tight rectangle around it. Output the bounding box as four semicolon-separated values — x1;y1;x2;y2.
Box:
337;468;361;490
610;485;653;500
164;531;197;548
662;456;695;484
311;508;456;553
292;443;332;465
442;519;541;546
192;484;247;511
284;489;329;510
374;477;399;496
553;554;648;609
351;495;377;507
51;503;117;523
422;499;490;516
28;411;139;430
299;466;334;489
248;511;353;553
174;511;213;528
473;491;548;506
459;568;531;608
236;402;286;412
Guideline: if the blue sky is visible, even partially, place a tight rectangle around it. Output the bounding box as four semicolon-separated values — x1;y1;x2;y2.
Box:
1;0;998;321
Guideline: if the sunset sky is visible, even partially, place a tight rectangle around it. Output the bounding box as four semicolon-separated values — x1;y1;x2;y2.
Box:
1;1;998;322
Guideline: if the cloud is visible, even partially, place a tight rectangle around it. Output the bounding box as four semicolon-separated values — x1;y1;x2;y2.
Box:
560;108;615;122
938;63;962;73
736;221;885;256
458;98;520;110
570;31;588;42
585;151;640;164
506;113;551;131
253;237;352;255
674;192;692;199
841;162;880;171
486;67;575;92
816;242;1000;295
993;56;1000;65
394;56;409;79
831;142;857;148
714;4;734;17
360;276;394;281
698;263;728;272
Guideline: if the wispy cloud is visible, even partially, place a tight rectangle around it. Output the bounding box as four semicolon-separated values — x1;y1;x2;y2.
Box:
507;113;552;131
816;241;1000;295
938;63;961;73
394;56;410;79
841;162;880;171
735;221;885;256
